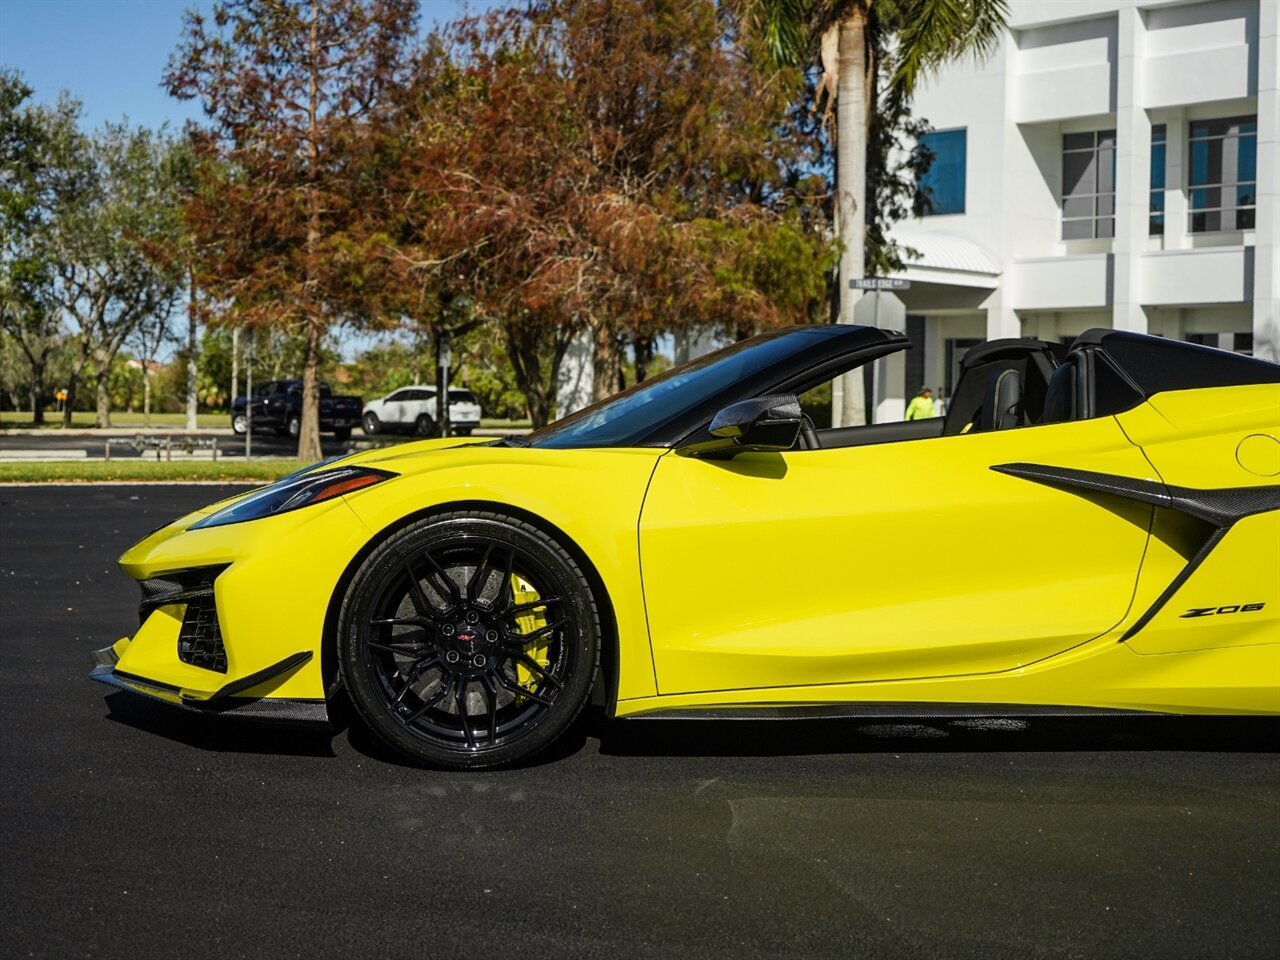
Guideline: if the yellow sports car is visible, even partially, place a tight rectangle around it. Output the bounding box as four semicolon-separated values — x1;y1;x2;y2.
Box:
92;326;1280;768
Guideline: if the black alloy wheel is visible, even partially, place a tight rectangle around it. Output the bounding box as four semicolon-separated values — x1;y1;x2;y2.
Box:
414;414;436;437
362;412;380;435
337;512;600;769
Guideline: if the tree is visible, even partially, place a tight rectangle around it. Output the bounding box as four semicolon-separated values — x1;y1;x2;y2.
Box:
0;73;79;424
152;137;205;431
385;2;834;424
127;301;175;426
165;0;419;461
42;122;183;428
736;0;1007;424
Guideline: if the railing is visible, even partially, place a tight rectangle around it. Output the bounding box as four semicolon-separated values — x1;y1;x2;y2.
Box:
105;435;221;462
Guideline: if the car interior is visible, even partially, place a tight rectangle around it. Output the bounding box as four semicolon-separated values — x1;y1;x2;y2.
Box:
792;335;1142;451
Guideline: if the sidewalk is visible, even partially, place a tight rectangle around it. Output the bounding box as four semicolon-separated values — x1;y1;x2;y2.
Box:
1;425;235;437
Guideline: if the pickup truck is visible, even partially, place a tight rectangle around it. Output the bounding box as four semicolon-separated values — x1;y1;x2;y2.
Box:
230;380;363;442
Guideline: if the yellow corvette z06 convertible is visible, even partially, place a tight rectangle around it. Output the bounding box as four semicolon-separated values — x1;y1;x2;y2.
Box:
91;326;1280;768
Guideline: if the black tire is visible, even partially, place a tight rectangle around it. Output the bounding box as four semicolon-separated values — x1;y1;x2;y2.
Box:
232;413;247;435
287;414;301;439
338;512;600;769
362;412;380;436
456;427;473;437
333;427;352;442
414;414;436;437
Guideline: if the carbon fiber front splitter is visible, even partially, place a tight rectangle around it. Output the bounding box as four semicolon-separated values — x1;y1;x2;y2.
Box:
89;645;330;727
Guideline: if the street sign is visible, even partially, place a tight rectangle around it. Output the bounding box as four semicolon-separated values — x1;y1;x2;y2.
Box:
850;277;911;291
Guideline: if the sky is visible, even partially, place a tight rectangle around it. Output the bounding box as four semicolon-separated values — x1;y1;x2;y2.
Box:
0;0;505;362
0;0;502;131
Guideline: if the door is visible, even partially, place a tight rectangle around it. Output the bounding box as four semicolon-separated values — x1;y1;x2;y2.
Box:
382;389;411;425
638;416;1157;695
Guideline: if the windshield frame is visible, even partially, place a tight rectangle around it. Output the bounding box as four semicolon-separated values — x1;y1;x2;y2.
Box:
521;325;907;449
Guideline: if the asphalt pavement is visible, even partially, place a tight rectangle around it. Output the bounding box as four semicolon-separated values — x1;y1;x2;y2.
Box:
2;485;1278;959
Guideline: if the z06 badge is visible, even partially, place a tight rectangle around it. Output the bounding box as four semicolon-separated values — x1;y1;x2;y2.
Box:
1180;603;1266;618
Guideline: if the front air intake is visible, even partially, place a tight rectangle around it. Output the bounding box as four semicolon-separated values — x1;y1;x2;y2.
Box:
177;596;227;673
136;566;229;673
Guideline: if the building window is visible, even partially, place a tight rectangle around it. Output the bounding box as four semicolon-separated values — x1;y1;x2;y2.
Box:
916;129;966;215
1062;130;1115;240
1187;332;1254;355
1189;117;1256;232
1150;124;1166;236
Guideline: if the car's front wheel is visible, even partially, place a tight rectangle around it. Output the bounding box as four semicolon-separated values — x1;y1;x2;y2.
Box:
287;414;301;439
337;512;600;769
362;412;380;435
232;413;247;435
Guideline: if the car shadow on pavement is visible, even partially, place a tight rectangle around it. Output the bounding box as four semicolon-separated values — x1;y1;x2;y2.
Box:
101;691;1280;766
589;711;1280;758
103;692;337;758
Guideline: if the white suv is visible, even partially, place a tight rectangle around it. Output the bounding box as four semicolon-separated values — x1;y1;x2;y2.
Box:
361;386;482;437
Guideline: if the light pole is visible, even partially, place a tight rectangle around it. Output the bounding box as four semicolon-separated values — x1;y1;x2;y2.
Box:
849;277;912;424
435;332;452;438
244;330;255;461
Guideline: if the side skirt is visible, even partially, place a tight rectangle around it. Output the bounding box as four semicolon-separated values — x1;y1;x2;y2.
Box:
623;703;1169;721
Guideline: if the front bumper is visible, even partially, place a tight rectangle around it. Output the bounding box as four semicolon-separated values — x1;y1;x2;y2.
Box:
90;642;329;726
90;488;377;721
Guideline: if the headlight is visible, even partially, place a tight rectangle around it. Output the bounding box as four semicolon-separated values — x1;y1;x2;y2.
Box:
189;466;396;530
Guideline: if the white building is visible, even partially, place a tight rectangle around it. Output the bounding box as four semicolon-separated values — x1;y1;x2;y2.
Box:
887;0;1280;405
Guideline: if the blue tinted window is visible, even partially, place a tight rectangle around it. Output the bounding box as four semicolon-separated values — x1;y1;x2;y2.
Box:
1189;116;1256;232
1150;124;1166;235
917;129;966;215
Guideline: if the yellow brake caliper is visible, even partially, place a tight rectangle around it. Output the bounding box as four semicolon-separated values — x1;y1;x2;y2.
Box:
510;574;550;697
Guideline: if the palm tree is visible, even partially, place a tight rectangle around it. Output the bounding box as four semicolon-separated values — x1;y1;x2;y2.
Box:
737;0;1007;425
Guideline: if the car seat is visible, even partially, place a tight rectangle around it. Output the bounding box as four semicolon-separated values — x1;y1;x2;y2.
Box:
969;369;1023;432
1039;360;1077;424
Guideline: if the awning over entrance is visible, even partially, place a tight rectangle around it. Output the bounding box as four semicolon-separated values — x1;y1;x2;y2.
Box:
889;227;1001;290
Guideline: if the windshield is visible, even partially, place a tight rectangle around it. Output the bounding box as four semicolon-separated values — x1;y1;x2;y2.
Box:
524;327;842;449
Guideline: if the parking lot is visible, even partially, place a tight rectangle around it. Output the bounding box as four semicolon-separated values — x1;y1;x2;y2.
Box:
2;484;1277;959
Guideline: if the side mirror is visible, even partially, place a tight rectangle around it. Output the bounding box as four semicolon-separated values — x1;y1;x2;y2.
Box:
685;393;802;456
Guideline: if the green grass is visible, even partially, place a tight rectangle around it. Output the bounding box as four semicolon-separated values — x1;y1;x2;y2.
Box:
1;411;230;429
2;412;532;430
0;458;303;484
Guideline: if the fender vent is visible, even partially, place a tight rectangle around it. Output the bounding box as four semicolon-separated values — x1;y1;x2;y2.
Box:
178;596;227;673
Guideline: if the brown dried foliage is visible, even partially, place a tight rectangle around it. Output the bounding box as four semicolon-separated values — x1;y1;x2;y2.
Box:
379;0;833;424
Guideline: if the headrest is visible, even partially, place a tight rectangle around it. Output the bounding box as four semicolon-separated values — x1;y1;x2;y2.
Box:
1040;362;1076;424
983;369;1022;430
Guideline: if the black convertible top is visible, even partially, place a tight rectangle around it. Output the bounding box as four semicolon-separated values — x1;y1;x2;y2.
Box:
1074;329;1280;397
